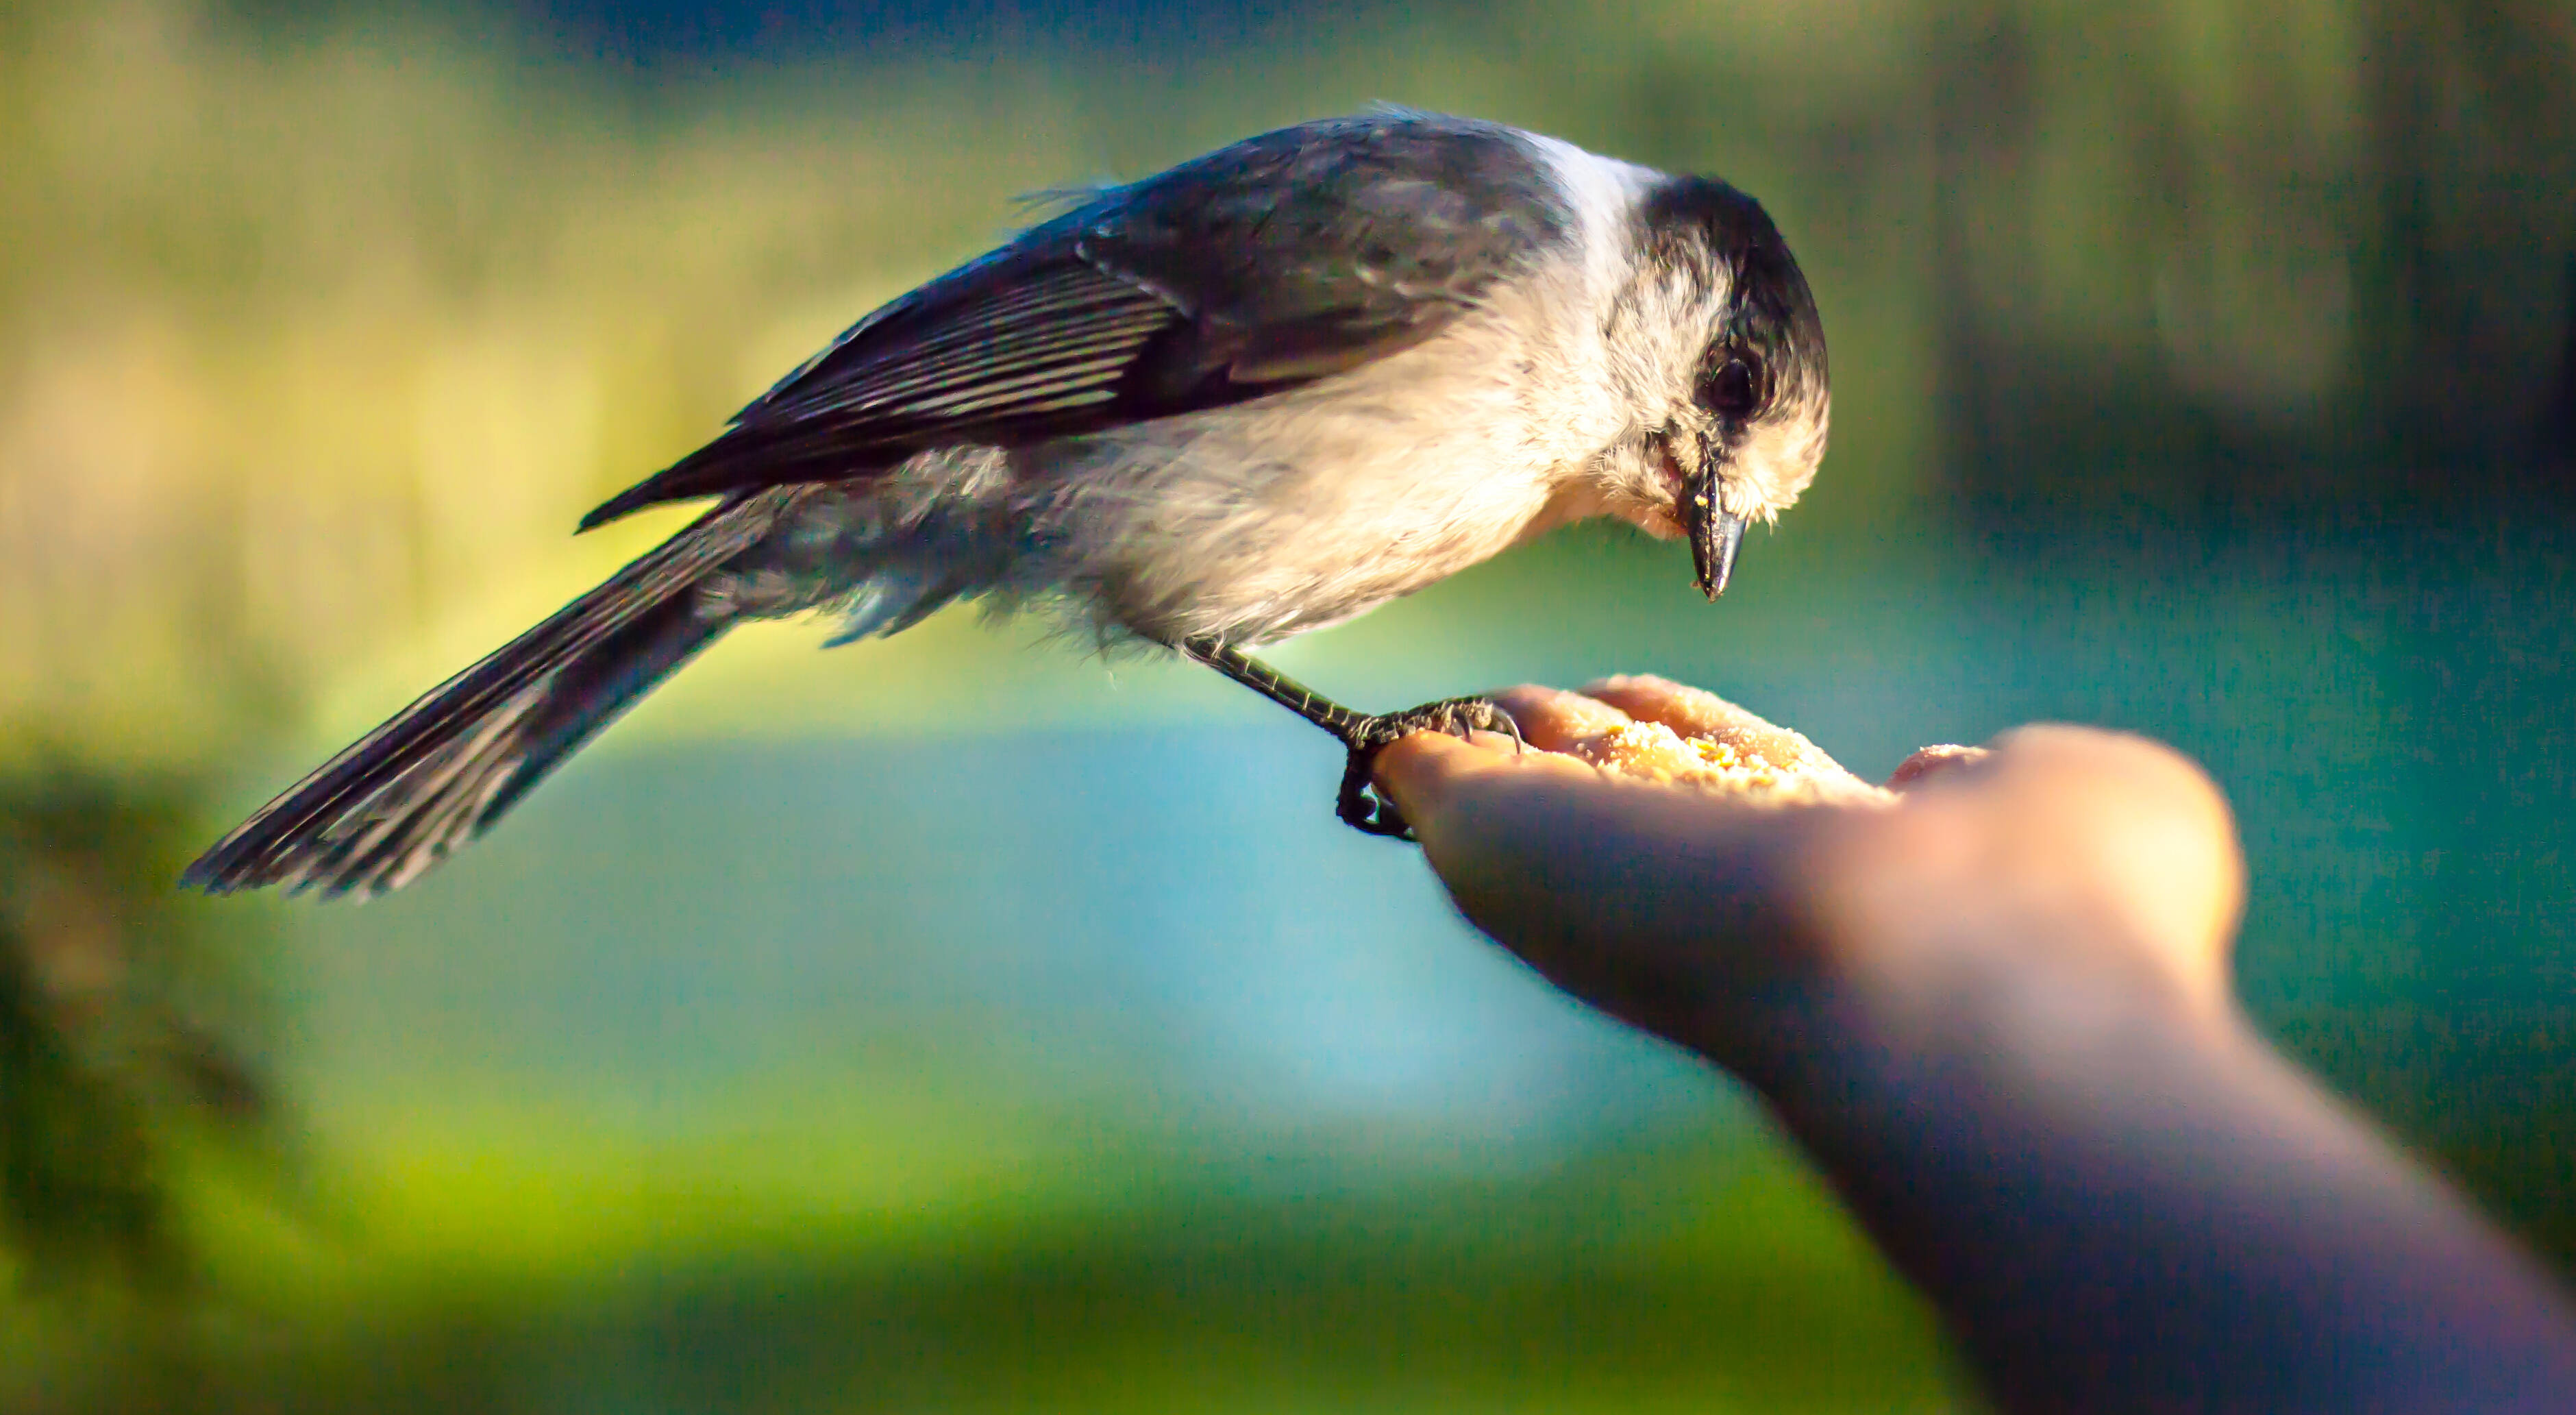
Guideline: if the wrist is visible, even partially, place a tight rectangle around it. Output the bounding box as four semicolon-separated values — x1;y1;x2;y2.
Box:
1738;894;2576;1415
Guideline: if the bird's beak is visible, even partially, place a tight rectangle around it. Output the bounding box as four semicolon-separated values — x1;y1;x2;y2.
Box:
1684;471;1747;600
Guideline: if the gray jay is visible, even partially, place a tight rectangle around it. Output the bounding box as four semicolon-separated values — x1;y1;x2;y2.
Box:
184;110;1830;898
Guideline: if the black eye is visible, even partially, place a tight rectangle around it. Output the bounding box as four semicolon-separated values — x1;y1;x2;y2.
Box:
1703;356;1760;421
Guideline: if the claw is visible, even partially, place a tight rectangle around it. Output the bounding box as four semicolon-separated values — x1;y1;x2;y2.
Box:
1333;696;1518;840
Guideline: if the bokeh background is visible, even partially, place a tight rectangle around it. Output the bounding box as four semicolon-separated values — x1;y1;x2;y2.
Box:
4;0;2573;1409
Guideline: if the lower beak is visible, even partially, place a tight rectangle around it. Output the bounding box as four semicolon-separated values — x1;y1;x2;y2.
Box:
1685;476;1748;599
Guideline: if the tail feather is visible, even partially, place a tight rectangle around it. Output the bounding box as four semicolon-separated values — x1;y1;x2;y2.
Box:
184;493;786;900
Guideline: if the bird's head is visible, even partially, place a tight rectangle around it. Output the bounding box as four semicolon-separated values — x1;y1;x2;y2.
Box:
1616;176;1830;598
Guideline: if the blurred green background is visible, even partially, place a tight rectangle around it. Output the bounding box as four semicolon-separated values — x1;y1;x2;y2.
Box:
3;0;2573;1409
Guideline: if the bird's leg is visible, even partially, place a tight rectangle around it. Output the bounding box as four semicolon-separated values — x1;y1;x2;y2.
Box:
1180;637;1520;839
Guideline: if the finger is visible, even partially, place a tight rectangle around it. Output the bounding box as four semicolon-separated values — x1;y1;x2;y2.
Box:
1885;743;1990;792
1489;685;1634;753
1487;684;1731;780
1373;723;1592;827
1583;675;1855;780
1580;674;1753;737
1385;733;1829;1067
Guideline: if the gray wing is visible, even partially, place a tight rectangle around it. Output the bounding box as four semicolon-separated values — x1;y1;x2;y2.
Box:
580;112;1571;527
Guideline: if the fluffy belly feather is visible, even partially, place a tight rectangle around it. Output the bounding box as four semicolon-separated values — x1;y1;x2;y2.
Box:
709;286;1632;652
1021;306;1626;645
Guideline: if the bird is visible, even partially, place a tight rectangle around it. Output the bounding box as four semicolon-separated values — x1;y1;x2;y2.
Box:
182;108;1830;899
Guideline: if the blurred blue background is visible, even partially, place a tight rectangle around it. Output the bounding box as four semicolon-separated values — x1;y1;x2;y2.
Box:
2;1;2572;1410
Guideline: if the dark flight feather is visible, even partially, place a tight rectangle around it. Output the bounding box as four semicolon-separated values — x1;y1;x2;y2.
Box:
183;493;792;898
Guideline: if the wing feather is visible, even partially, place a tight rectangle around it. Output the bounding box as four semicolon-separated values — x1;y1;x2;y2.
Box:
581;112;1572;529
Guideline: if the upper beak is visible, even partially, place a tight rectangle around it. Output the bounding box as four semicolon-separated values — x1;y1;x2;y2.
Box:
1685;475;1748;600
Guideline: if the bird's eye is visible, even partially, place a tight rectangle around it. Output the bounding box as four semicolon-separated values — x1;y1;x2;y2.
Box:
1703;356;1760;421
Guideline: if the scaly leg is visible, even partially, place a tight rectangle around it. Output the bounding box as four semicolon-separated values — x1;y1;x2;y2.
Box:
1180;638;1520;839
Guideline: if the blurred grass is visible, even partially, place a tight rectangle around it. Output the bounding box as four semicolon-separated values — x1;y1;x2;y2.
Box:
54;1117;1958;1414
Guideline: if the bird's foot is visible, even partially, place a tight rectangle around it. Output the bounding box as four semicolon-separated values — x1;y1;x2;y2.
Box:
1335;697;1522;839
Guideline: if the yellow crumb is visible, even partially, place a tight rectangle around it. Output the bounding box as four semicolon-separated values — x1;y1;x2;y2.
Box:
1575;721;1889;806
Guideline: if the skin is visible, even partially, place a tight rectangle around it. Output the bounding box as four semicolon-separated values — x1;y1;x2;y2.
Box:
1373;677;2576;1414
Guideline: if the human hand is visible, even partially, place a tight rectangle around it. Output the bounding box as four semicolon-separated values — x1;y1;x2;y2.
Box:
1376;678;2576;1414
1370;676;2247;1087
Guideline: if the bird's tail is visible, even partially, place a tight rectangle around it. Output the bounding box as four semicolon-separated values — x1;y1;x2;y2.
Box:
184;493;787;900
